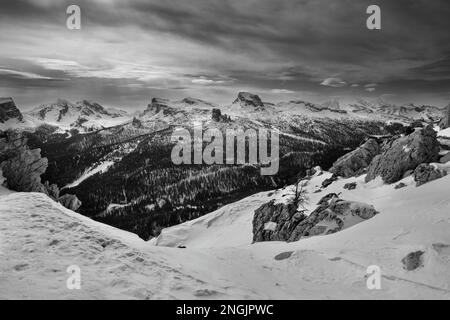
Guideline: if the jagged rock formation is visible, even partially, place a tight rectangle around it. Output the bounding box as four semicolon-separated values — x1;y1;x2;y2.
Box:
330;139;380;178
211;108;230;122
253;194;378;243
0;130;79;209
365;125;440;184
233;92;264;109
0;98;23;123
439;102;450;129
58;194;82;212
0;130;48;193
413;163;447;187
252;200;301;242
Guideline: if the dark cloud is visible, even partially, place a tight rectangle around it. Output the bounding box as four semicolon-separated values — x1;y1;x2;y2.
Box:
1;0;450;109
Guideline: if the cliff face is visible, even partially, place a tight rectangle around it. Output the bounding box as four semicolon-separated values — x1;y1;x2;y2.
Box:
0;98;23;123
0;130;48;193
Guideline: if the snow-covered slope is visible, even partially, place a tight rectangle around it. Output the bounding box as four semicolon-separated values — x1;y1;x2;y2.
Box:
152;168;450;299
2;165;450;299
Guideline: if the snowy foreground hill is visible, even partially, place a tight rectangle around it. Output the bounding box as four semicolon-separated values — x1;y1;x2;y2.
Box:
1;168;450;299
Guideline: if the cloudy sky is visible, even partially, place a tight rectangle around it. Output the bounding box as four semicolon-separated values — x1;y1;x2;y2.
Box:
1;0;450;111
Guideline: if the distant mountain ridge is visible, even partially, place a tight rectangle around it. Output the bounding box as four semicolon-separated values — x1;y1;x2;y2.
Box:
25;99;130;131
2;92;447;134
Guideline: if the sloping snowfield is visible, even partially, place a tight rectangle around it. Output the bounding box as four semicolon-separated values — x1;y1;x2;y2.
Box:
1;168;450;299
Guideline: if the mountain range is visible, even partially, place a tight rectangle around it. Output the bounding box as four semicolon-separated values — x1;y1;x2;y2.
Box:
1;92;446;133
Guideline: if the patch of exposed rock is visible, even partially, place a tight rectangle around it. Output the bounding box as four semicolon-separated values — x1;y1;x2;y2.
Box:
321;174;338;188
253;194;379;243
402;251;425;271
365;125;440;184
58;194;82;212
413;163;447;187
343;182;357;190
394;182;407;189
330;139;380;178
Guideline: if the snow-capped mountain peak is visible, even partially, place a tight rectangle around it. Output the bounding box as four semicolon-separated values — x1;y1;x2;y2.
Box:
26;99;131;131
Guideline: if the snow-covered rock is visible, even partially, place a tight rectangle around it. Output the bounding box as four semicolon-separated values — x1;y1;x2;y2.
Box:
365;126;440;184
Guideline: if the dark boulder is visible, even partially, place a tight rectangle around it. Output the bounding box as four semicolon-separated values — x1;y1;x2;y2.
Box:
394;182;407;189
413;163;447;187
402;251;425;271
321;174;338;188
343;182;357;190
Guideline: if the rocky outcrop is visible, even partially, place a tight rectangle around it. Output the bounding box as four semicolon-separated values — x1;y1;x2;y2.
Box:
413;163;447;187
0;130;48;193
253;194;378;243
330;139;380;178
0;130;62;199
211;108;231;122
58;194;82;212
365;125;440;184
0;98;23;123
252;200;303;242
